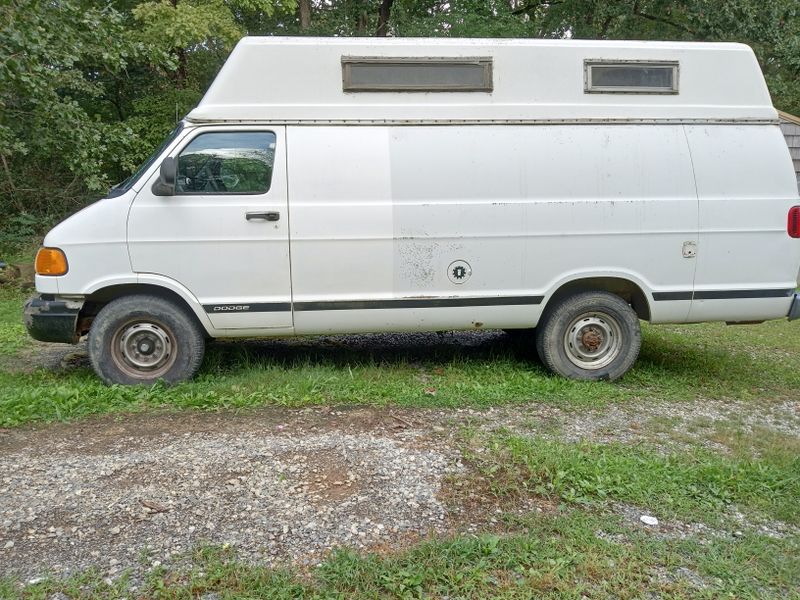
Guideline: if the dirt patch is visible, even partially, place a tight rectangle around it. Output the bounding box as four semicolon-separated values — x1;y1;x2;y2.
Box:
442;469;559;536
301;451;361;504
0;405;433;457
0;340;87;374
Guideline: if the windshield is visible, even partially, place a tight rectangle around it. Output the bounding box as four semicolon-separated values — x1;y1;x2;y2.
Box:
108;122;185;198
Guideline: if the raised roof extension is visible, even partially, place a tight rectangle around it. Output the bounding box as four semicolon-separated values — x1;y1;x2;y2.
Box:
188;37;777;124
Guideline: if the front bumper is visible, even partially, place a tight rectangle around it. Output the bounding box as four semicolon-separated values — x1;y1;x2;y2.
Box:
23;295;83;343
790;293;800;321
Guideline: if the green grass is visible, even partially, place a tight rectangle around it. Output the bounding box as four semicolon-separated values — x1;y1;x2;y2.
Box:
1;288;799;426
0;289;26;357
464;431;800;526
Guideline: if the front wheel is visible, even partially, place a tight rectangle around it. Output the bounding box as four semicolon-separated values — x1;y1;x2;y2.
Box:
535;291;641;381
88;295;205;385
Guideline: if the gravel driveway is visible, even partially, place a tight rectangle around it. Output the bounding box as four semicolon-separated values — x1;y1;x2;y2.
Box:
0;408;465;582
1;396;798;584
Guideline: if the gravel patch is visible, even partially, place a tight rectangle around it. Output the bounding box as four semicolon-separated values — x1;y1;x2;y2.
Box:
599;501;800;544
0;423;461;581
649;565;717;592
0;389;797;584
426;398;800;453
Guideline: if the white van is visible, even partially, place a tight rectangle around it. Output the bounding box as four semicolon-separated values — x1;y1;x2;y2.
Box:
24;37;800;385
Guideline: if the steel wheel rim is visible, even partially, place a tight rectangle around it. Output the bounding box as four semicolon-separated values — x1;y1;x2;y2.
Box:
563;312;623;370
111;321;176;379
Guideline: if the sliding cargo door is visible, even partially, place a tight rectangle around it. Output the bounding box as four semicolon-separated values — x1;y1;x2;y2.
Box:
287;125;536;333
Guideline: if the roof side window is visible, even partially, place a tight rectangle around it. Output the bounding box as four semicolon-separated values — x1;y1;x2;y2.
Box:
342;57;493;92
176;131;276;195
585;60;679;94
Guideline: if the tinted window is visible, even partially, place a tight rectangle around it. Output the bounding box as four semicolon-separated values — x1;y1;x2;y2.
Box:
585;61;678;94
176;132;276;194
342;57;493;92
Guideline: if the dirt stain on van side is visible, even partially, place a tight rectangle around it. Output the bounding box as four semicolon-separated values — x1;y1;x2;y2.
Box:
395;238;437;285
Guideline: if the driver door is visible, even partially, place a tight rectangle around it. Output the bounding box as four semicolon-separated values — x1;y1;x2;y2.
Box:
128;126;292;330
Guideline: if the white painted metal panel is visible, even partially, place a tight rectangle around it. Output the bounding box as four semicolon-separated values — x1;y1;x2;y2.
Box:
190;37;775;124
685;124;800;322
287;126;394;306
128;126;292;330
289;124;698;333
40;192;135;298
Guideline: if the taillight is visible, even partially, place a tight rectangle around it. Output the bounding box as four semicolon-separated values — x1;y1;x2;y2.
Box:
790;206;800;238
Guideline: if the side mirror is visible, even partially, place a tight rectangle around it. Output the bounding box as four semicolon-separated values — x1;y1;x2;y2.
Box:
151;157;177;196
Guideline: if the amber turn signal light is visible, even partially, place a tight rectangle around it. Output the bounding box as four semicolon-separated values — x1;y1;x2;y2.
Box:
35;247;68;276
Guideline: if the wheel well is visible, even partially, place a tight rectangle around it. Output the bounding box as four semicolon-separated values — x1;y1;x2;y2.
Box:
545;277;651;321
77;284;208;338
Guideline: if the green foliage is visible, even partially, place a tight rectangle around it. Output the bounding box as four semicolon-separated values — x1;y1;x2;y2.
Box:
131;0;296;81
0;213;38;250
0;1;149;246
0;1;144;189
0;0;289;245
113;89;202;192
390;0;538;37
133;0;244;53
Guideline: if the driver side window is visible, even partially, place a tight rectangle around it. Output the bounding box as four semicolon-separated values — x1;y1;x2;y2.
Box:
176;131;276;195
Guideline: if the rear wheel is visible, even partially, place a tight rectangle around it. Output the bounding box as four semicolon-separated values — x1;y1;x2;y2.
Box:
535;291;640;381
88;295;205;385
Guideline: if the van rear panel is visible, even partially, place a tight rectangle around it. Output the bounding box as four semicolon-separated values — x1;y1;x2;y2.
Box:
685;124;800;322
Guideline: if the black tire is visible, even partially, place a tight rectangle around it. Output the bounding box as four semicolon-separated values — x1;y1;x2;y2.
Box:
535;291;641;381
88;295;205;385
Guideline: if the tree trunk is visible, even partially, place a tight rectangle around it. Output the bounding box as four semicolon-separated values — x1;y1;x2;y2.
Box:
170;0;187;88
175;47;188;89
376;0;394;36
356;8;368;35
299;0;311;29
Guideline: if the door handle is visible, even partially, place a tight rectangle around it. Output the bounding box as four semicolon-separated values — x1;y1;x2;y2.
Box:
246;211;280;222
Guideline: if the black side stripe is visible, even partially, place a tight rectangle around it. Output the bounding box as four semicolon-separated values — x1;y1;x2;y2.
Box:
204;302;291;313
694;289;795;300
204;296;543;313
205;289;793;313
652;291;693;301
294;296;544;312
653;288;795;302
